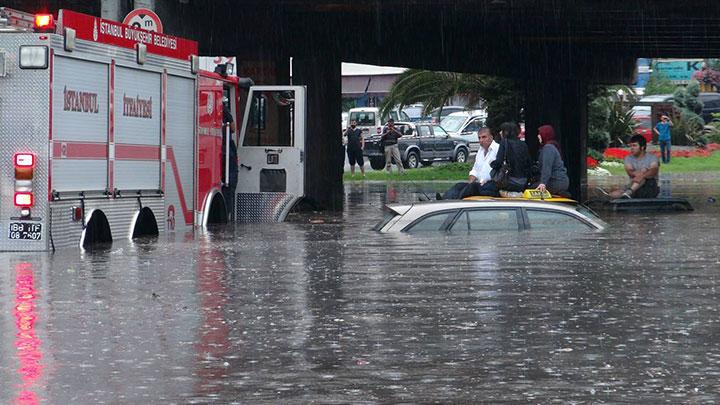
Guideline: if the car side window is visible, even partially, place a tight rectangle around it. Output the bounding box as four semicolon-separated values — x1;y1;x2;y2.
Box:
464;119;480;133
405;211;457;232
418;126;432;137
525;209;592;231
450;209;520;232
433;126;448;136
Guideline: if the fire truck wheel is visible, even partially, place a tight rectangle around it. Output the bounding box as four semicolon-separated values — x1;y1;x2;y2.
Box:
206;193;228;224
132;207;159;238
82;210;113;249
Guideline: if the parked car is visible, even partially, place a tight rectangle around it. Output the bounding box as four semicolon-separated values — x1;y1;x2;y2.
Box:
630;105;653;143
420;106;468;124
699;92;720;122
637;92;720;127
439;111;488;152
362;122;470;170
341;112;349;131
374;198;606;233
348;107;411;138
402;104;426;122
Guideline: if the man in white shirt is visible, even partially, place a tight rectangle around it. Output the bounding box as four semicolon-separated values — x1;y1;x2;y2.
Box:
468;128;499;185
437;127;499;199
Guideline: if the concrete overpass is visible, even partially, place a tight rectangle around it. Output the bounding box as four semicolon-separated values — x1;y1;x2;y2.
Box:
9;0;720;209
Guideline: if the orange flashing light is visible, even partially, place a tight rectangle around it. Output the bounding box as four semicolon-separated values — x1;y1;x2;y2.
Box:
34;14;53;28
14;153;35;180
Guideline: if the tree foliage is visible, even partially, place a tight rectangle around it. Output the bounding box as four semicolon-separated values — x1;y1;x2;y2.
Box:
672;80;706;146
588;86;638;152
644;68;677;96
379;69;523;130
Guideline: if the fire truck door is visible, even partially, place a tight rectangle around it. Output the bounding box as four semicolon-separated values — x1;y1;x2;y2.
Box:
236;86;306;221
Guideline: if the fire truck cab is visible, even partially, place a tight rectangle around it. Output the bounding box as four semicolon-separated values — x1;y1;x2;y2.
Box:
0;8;306;251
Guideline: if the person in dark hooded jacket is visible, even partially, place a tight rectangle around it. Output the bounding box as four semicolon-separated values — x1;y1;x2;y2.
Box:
490;122;533;192
532;124;569;195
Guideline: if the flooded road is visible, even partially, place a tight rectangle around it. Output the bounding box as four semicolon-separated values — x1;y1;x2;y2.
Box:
2;174;720;403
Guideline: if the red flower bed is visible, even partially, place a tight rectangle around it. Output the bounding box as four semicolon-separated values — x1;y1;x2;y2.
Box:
604;143;720;160
586;156;598;168
603;148;630;160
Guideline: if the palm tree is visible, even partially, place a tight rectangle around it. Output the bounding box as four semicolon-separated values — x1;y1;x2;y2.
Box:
379;69;524;129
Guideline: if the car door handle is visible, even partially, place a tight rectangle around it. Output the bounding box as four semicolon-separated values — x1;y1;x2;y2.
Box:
264;148;283;154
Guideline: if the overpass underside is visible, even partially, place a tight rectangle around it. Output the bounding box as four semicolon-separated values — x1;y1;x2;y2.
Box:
10;0;720;208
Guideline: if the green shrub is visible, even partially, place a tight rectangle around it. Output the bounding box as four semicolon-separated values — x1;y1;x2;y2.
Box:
671;81;706;146
671;108;705;146
588;88;636;149
644;67;678;96
587;148;605;162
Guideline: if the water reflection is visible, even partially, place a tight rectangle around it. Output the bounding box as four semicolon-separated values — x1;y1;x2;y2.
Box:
14;262;42;405
193;233;231;397
1;177;719;403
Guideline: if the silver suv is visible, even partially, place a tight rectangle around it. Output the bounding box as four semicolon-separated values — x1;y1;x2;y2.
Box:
439;111;487;152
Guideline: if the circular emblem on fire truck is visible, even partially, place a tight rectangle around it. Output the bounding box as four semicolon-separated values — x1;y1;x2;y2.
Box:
123;8;163;33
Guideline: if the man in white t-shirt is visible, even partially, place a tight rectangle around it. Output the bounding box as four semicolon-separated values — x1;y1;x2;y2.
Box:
438;127;499;199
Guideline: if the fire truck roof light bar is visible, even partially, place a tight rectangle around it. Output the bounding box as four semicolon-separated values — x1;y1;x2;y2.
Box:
34;13;54;31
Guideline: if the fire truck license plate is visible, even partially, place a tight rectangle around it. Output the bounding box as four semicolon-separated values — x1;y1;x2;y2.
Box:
8;222;43;240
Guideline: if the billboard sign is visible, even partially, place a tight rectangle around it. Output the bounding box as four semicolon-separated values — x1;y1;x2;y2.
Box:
654;59;704;84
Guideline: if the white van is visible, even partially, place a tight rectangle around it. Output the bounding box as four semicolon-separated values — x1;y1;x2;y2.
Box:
348;107;410;137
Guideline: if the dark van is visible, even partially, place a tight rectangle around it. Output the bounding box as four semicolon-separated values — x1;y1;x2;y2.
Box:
699;93;720;122
638;92;720;126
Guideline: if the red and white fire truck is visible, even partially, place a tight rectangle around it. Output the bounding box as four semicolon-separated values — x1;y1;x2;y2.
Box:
0;8;306;251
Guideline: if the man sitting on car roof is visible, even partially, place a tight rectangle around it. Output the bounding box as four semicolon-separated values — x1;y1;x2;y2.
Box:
437;127;499;200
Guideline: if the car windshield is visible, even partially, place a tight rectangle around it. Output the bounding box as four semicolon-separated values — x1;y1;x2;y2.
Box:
349;111;375;126
440;116;466;132
373;210;398;231
575;205;599;219
404;106;424;120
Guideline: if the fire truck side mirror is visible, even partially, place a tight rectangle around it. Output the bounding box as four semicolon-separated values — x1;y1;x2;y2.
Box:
135;43;147;65
64;27;76;51
190;55;199;74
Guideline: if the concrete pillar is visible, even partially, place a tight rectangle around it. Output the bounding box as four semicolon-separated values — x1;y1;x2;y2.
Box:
560;81;588;201
134;0;155;10
292;52;344;211
101;0;123;20
525;79;588;200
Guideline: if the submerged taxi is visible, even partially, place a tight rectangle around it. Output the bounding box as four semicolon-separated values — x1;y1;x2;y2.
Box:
374;190;607;233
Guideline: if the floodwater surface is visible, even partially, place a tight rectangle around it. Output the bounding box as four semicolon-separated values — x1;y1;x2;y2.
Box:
1;175;720;403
